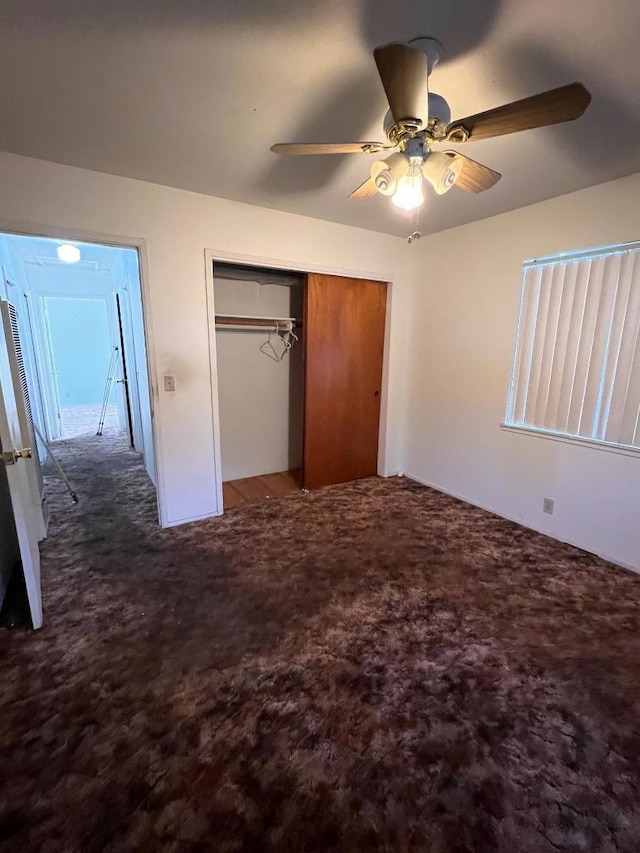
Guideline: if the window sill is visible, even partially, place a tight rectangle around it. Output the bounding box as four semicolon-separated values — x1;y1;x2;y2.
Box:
500;423;640;460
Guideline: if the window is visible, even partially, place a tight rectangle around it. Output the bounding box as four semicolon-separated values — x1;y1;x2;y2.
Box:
505;241;640;452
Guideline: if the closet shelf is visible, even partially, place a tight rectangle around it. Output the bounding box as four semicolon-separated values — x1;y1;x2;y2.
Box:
215;314;302;331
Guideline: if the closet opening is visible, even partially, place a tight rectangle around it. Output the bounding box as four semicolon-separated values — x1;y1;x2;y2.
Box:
213;263;305;510
212;260;388;512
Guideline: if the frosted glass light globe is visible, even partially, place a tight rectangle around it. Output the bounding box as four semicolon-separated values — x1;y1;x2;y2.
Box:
57;244;81;263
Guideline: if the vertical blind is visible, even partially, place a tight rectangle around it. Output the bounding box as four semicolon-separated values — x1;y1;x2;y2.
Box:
506;243;640;449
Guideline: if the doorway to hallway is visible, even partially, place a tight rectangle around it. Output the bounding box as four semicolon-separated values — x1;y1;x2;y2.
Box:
41;295;127;440
0;231;157;628
0;233;155;476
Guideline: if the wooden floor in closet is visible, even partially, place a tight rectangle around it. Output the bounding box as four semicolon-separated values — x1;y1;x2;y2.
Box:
222;470;302;510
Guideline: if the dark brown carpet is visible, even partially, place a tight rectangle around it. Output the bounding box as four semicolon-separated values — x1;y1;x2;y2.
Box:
1;434;640;852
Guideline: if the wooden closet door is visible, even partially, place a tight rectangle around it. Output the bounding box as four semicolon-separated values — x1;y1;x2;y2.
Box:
304;273;387;490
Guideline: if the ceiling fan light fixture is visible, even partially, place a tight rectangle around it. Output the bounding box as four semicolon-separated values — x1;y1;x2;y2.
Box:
392;157;424;211
57;243;81;263
422;152;463;195
370;152;409;196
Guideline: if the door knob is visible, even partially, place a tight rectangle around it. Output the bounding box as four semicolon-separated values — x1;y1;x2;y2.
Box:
2;447;32;465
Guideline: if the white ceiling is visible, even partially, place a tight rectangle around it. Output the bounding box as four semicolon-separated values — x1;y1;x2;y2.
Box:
1;0;639;237
6;235;126;271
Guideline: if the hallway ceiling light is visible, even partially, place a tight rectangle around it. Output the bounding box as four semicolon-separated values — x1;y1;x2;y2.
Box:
57;243;81;263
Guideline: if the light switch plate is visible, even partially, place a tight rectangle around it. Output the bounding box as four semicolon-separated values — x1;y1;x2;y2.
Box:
163;374;176;392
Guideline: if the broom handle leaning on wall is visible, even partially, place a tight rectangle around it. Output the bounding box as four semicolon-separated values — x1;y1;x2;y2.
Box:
33;423;79;504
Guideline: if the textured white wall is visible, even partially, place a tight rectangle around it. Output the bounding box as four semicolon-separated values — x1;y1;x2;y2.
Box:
404;172;640;571
214;277;304;481
0;152;414;526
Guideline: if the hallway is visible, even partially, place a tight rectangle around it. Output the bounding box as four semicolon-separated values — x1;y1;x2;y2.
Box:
41;431;156;553
58;403;119;438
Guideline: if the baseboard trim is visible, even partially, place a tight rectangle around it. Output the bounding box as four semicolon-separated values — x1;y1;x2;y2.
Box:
403;471;639;575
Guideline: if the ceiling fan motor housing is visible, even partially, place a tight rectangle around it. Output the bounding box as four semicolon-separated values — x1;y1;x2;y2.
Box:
384;94;451;144
427;93;451;128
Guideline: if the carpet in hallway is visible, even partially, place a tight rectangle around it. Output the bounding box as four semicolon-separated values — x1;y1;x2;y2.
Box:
1;433;640;851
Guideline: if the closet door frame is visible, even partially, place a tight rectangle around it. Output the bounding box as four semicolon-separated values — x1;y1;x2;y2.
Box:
205;249;395;516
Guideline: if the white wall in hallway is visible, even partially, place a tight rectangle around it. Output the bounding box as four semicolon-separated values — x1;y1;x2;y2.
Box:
0;152;415;526
113;249;156;485
404;172;640;572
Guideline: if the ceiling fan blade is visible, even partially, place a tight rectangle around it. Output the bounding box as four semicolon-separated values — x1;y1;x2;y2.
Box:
446;82;591;143
270;142;389;155
373;43;429;126
444;151;502;193
348;178;378;200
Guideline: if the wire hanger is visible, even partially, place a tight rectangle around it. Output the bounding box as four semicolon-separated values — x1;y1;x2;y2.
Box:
259;321;298;362
281;327;299;357
259;322;284;362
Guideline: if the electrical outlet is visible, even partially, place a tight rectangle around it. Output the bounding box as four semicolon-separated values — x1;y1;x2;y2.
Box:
543;497;554;515
163;374;176;392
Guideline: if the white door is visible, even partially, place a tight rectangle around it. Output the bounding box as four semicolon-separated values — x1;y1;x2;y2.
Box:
0;311;42;629
1;301;47;540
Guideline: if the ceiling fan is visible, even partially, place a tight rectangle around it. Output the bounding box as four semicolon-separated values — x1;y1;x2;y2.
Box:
270;38;591;212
